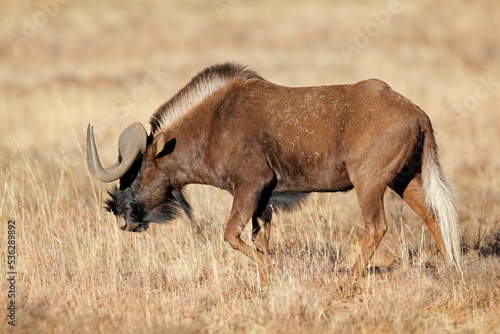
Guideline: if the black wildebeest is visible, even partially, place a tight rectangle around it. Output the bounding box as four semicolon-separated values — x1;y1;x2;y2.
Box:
87;63;461;281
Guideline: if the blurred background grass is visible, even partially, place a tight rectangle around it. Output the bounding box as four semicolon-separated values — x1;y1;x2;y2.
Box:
1;0;499;170
1;0;499;239
0;0;499;332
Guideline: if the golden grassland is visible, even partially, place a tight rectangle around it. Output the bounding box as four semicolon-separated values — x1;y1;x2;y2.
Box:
1;0;499;332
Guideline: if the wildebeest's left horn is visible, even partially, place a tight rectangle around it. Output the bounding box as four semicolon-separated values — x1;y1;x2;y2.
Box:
87;122;148;182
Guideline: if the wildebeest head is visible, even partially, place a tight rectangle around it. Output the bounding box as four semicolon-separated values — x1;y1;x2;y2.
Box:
87;123;192;232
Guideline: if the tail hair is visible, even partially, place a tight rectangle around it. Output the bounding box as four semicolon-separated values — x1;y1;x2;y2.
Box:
422;135;461;272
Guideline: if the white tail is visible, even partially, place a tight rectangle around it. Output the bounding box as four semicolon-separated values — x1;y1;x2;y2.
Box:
422;145;461;272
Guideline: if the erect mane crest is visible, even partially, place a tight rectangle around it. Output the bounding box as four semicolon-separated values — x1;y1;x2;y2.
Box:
150;62;263;134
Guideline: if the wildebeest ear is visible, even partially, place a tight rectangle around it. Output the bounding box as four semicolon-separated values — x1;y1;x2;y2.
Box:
151;133;176;159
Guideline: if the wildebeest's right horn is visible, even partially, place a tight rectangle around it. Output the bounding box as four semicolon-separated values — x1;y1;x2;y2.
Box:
87;122;148;182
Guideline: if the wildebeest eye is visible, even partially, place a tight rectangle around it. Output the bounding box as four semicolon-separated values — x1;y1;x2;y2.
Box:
156;138;176;160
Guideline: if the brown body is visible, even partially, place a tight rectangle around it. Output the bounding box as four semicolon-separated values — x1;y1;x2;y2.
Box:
87;63;461;282
165;78;422;193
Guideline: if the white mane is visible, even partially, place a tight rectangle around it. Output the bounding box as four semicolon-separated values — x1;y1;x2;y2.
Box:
150;63;262;134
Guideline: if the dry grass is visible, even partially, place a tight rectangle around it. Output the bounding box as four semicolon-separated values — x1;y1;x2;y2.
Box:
1;0;499;333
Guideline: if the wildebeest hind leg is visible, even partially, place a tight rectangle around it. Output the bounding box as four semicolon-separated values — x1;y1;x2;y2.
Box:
352;184;388;277
390;174;448;264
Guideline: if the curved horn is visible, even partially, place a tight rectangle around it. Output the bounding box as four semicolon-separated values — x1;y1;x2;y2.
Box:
87;122;148;182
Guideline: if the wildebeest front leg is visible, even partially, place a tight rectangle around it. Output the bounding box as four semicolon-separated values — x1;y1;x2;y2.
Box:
224;184;276;284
